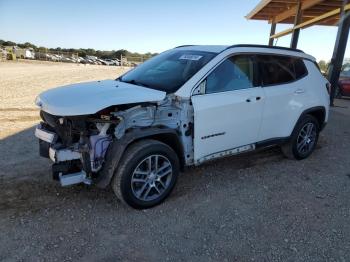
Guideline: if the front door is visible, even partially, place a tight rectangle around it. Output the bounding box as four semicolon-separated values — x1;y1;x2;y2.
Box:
191;55;264;163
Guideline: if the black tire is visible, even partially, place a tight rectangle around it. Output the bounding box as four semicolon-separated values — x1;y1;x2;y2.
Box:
281;115;320;160
112;139;179;209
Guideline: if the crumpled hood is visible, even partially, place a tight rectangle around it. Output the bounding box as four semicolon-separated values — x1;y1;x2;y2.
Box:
36;80;166;116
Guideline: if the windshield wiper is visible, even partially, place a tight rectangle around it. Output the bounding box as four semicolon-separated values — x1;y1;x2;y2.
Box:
119;78;150;88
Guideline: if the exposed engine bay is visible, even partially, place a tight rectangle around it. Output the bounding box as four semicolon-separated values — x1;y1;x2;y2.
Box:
35;95;194;187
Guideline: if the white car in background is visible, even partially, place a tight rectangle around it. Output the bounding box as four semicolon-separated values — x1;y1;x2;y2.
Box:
35;44;330;209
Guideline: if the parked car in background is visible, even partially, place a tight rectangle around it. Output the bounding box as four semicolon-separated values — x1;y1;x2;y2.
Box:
14;47;35;59
61;57;73;63
337;69;350;97
35;44;329;209
104;59;120;66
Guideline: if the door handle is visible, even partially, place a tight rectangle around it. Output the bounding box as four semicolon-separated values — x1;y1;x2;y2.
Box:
246;96;262;102
295;89;305;94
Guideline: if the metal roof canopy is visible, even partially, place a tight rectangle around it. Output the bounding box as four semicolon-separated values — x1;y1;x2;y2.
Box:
247;0;345;26
246;0;350;105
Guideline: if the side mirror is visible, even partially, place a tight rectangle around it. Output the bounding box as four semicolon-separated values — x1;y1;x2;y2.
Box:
193;80;206;95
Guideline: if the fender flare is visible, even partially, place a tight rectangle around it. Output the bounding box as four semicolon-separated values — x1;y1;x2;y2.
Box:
95;127;182;188
290;106;327;137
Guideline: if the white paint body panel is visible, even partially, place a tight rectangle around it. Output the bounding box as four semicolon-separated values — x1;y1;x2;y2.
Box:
35;125;57;143
180;46;327;163
258;76;308;140
303;60;330;122
49;147;81;163
258;60;330;140
192;87;265;161
37;80;166;116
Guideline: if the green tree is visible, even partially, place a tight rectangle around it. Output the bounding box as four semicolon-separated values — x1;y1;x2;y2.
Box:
3;41;16;46
318;60;327;72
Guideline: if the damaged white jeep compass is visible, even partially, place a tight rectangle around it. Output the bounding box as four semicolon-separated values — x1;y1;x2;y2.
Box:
35;45;330;208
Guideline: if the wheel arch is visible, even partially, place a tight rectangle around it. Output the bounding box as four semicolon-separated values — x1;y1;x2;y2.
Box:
95;127;184;188
146;132;185;169
293;106;326;135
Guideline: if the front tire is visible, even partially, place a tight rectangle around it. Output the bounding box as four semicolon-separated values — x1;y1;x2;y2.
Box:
112;139;180;209
281;115;320;160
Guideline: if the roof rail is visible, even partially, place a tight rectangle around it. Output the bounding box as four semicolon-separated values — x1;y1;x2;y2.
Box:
226;44;304;53
175;45;195;48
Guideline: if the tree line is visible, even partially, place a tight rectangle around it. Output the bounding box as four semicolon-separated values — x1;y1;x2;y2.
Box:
318;60;350;74
0;39;158;60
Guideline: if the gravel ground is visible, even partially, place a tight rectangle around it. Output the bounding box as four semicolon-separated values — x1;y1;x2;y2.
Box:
0;62;350;261
0;60;129;140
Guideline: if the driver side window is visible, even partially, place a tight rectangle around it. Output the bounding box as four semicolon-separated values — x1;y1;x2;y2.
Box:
206;55;254;94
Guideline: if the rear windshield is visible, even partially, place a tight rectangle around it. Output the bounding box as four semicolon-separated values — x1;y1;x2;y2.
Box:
118;49;217;93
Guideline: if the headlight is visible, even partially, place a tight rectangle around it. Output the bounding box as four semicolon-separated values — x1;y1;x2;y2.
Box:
35;95;42;107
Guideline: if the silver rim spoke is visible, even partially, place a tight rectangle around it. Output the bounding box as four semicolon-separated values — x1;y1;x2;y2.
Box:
147;156;152;172
154;183;161;194
157;162;171;174
155;155;159;173
142;185;152;200
134;170;149;176
131;154;173;202
137;183;149;198
158;179;166;189
131;178;146;184
158;168;172;178
297;122;316;155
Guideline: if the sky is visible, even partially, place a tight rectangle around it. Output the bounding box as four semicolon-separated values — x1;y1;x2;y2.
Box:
0;0;349;62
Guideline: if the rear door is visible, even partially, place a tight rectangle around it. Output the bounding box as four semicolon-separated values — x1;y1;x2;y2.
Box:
191;55;264;162
256;55;309;141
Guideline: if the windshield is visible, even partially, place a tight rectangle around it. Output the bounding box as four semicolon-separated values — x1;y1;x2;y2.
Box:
118;49;217;93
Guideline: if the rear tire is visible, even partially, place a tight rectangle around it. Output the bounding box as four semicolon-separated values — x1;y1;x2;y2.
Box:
112;139;179;209
281;115;320;160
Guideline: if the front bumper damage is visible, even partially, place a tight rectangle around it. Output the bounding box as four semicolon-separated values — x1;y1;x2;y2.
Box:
35;122;112;187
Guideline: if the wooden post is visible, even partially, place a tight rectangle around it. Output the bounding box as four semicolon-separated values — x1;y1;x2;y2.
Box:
328;0;350;106
269;22;276;46
290;0;303;49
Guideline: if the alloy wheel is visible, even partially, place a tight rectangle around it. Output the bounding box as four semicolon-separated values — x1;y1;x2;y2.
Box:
296;122;317;155
131;155;173;201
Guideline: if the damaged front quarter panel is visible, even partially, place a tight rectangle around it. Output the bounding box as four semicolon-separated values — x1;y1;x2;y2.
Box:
95;95;195;187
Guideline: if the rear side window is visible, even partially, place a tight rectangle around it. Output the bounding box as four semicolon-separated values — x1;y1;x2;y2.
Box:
257;55;307;86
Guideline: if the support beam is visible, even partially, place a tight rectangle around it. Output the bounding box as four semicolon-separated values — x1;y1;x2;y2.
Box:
328;0;350;106
270;3;350;39
269;22;276;46
274;0;324;23
290;1;303;49
246;0;272;20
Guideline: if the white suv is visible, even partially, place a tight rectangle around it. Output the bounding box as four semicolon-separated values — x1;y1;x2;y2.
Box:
35;45;330;208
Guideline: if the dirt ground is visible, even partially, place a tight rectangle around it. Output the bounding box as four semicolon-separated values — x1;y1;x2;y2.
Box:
1;61;350;261
0;60;129;139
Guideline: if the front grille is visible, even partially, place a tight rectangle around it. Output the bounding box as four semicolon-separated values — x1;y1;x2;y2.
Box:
40;111;83;146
